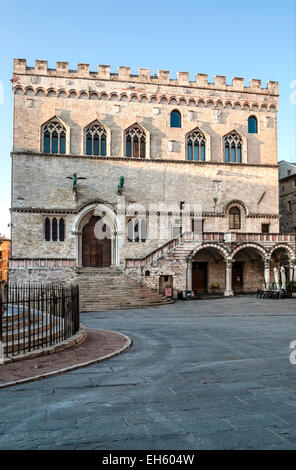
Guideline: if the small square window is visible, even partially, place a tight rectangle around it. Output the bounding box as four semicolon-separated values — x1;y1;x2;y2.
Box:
262;224;270;233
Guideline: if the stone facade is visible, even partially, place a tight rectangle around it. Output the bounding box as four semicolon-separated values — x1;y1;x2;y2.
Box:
279;171;296;235
9;59;296;296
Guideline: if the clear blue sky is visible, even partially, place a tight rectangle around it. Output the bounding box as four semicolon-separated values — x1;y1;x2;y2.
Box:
0;0;295;237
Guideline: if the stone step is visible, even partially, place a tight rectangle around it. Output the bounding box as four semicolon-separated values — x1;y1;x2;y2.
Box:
3;329;65;354
74;268;173;312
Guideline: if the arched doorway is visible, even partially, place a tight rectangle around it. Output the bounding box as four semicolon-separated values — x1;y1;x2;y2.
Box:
232;245;267;293
82;216;111;267
191;246;227;295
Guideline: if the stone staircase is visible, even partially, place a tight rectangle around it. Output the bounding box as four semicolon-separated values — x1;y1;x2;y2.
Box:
2;307;65;355
75;268;174;312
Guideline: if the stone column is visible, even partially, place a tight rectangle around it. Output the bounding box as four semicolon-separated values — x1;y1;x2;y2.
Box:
72;230;82;267
264;257;271;289
289;260;296;282
187;260;192;291
224;258;234;297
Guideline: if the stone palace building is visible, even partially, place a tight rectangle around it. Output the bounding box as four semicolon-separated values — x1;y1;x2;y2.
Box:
9;58;296;308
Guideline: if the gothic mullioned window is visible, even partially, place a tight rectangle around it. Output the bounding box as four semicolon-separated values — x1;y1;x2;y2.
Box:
187;128;206;161
85;122;107;156
125;125;146;158
224;132;242;163
44;217;65;241
42;119;66;154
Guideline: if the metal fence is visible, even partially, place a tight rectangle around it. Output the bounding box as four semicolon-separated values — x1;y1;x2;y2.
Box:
0;283;80;358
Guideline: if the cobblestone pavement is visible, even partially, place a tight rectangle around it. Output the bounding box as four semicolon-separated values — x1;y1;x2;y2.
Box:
0;296;296;450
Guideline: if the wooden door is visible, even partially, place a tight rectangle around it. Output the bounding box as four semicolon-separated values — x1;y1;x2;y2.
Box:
82;216;111;267
192;262;208;293
232;262;243;293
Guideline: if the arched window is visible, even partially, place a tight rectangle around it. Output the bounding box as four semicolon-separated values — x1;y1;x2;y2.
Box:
248;116;258;134
229;207;241;229
42;119;66;154
125;125;146;158
187;129;206;161
170;110;181;128
224;132;242;163
59;218;65;241
52;218;58;241
85;122;107;156
45;218;51;241
44;217;65;241
127;218;146;242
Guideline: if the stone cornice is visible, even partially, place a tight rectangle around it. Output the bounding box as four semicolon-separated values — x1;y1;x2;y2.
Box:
11;151;279;169
10;206;279;219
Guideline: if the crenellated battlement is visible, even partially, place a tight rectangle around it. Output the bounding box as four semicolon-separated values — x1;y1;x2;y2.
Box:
13;59;279;95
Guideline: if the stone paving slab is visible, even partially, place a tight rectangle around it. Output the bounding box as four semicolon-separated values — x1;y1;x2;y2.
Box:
0;296;296;450
0;329;131;388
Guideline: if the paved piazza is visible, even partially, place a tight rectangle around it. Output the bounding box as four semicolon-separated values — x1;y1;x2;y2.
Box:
0;296;296;450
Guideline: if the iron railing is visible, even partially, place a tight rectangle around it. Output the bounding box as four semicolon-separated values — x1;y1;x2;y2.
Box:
0;283;80;358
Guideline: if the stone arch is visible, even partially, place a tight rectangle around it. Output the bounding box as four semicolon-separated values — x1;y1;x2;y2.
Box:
140;95;148;103
269;244;295;261
189;244;229;295
25;87;34;96
72;203;120;267
110;92;119;101
89;91;99;100
206;100;214;108
231;243;268;260
120;93;129;102
99;92;108;101
189;242;229;260
224;101;233;109
14;86;24;95
159;95;168;104
169;97;177;105
57;89;67;98
178;98;187;106
223;199;249;216
35;88;46;97
129;93;139;102
188;99;196;107
149;95;158;103
78;90;89;99
46;88;57;97
68;89;78;99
